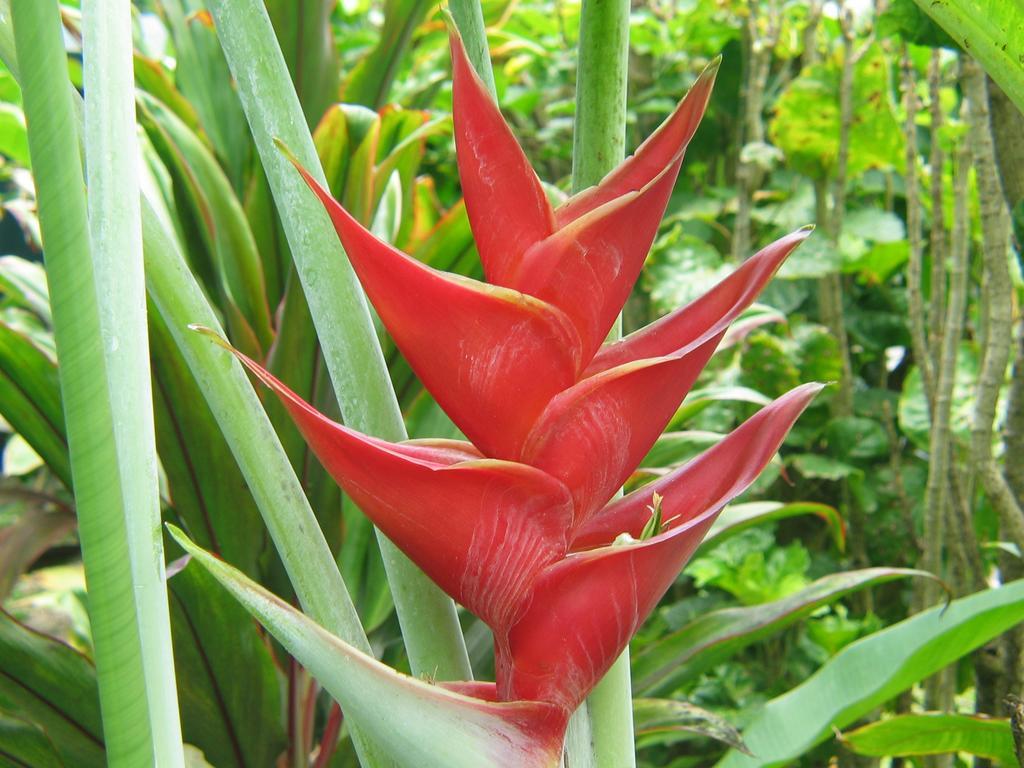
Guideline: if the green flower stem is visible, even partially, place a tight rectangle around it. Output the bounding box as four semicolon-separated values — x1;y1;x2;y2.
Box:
207;0;470;681
571;2;636;767
448;0;495;97
13;1;184;764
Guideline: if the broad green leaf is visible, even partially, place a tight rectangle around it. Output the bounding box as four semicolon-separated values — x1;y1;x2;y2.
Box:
910;0;1024;113
170;527;565;768
0;611;104;767
168;560;286;768
0;255;51;324
790;453;863;481
715;580;1024;767
632;568;929;696
0;321;68;487
840;713;1016;765
668;386;771;430
0;713;63;768
699;501;845;555
769;46;904;180
633;698;748;754
0;102;27;166
149;305;264;578
878;0;957;48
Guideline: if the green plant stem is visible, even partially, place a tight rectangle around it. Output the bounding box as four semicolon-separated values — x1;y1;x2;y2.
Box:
448;0;495;97
13;1;184;764
570;2;634;767
206;0;470;681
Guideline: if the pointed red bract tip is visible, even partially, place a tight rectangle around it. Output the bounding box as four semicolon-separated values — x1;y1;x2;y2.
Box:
450;25;554;287
520;334;722;528
554;58;720;228
289;158;585;461
585;226;812;376
571;382;825;549
509;159;684;365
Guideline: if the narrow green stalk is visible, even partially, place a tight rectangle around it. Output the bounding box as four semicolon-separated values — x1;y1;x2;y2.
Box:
448;0;495;96
571;2;635;767
207;0;470;680
13;1;184;764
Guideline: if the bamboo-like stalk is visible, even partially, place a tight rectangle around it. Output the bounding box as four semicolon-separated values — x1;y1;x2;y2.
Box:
963;58;1024;551
207;0;471;681
570;2;634;766
901;46;934;409
12;1;184;764
927;50;947;364
448;0;495;97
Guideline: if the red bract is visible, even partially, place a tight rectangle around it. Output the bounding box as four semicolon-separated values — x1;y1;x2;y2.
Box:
243;26;820;752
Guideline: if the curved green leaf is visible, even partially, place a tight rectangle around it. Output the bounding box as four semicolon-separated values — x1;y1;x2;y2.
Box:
910;0;1024;113
633;568;928;696
0;611;104;768
840;713;1016;765
716;580;1024;767
699;501;845;555
0;713;63;768
633;698;748;754
0;321;69;487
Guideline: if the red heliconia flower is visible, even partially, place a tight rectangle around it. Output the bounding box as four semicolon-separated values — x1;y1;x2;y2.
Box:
239;24;821;751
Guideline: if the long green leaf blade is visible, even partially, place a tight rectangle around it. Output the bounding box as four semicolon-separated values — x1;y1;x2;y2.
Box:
910;0;1024;113
632;568;932;696
206;0;470;680
840;713;1016;765
715;580;1024;767
13;1;184;763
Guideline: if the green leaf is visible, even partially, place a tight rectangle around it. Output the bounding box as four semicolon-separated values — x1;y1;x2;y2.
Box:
699;501;845;555
632;568;930;696
0;255;52;324
0;611;105;768
633;698;748;754
170;527;566;768
770;46;904;179
715;580;1024;767
909;0;1024;113
0;321;69;487
265;0;342;125
790;453;863;481
168;560;286;768
840;713;1016;765
878;0;958;48
0;102;28;166
0;712;64;768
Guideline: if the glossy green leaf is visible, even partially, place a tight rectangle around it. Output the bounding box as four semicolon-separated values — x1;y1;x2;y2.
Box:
170;527;566;768
840;713;1016;765
716;580;1024;767
633;568;927;695
0;255;52;324
0;712;63;768
265;0;341;125
633;699;748;754
699;501;844;555
0;611;104;768
168;559;286;768
149;305;264;578
910;0;1024;113
0;321;69;487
